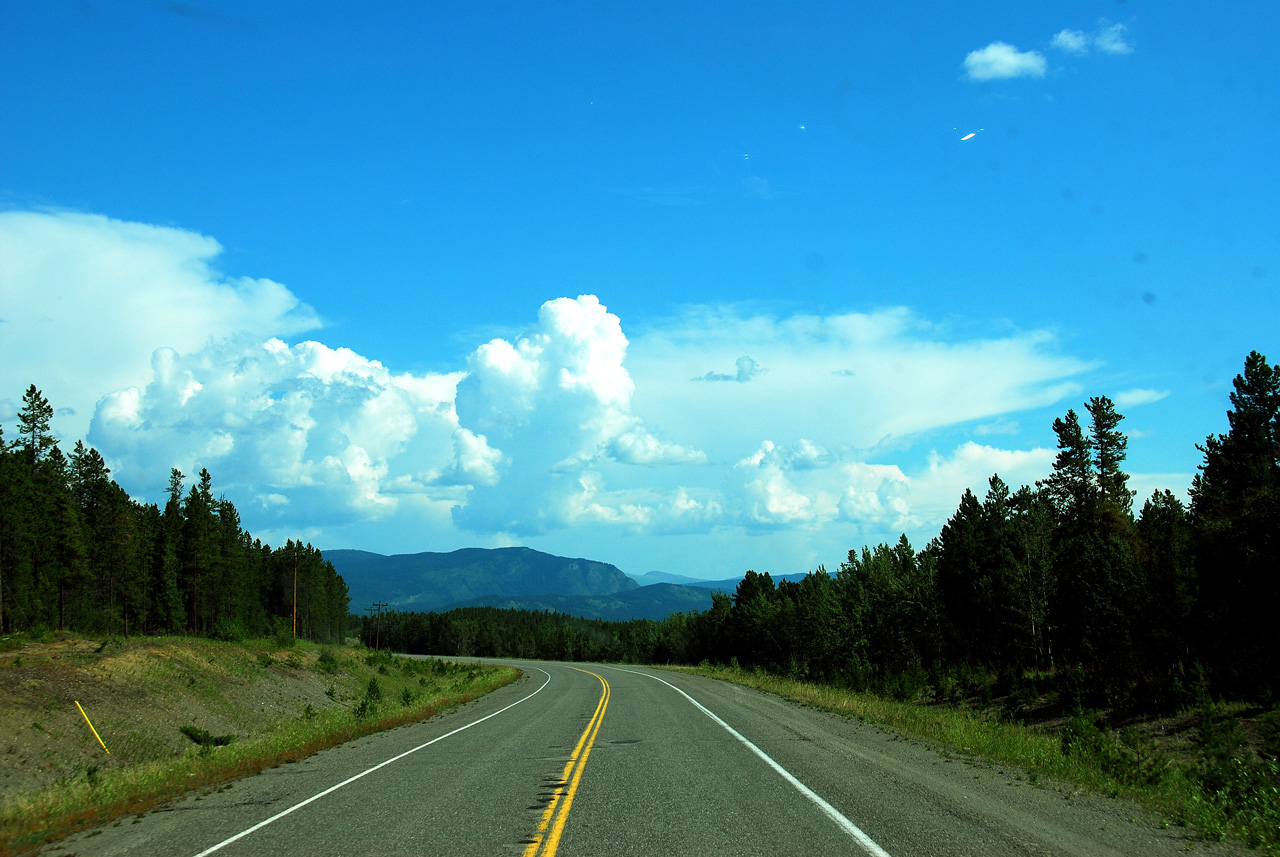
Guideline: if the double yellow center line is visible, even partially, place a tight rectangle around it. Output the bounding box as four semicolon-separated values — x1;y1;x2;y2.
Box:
522;669;610;857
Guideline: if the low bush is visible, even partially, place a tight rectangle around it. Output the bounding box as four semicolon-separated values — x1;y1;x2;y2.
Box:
316;648;338;673
179;726;235;748
211;618;247;643
271;617;295;650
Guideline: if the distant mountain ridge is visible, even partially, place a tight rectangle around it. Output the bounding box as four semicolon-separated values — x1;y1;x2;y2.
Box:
626;570;811;591
324;546;815;623
451;583;716;622
324;546;638;614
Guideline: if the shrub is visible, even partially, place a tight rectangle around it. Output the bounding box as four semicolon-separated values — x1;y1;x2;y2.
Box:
1061;712;1169;786
272;616;295;649
211;618;247;643
316;648;338;674
1197;705;1249;796
179;726;234;748
1258;709;1280;762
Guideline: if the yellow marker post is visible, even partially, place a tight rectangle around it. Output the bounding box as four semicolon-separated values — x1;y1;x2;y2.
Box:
75;700;110;755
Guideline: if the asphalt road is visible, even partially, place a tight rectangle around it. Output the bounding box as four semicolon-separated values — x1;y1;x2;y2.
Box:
50;662;1247;857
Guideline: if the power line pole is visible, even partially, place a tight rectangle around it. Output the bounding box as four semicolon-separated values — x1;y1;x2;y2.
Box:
368;602;387;651
292;542;299;639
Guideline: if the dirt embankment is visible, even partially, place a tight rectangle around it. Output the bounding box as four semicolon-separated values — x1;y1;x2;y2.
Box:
0;634;367;803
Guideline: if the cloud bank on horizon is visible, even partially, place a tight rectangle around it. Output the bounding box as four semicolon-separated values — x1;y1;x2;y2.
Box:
2;209;1166;565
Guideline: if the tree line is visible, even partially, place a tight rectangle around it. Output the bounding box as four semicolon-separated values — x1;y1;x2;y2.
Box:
369;351;1280;707
0;385;349;642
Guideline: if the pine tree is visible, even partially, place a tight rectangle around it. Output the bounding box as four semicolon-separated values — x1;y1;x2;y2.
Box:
731;570;781;669
0;425;11;633
1135;490;1196;675
1007;486;1056;670
156;468;187;632
1087;396;1134;514
1042;403;1138;682
1190;351;1280;696
69;441;117;631
181;468;218;633
17;385;57;476
1040;410;1095;518
935;487;988;663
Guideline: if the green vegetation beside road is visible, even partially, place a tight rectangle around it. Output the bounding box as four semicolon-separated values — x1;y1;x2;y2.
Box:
0;633;517;857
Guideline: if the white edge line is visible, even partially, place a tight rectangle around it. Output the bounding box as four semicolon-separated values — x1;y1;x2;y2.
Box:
190;667;551;857
606;666;892;857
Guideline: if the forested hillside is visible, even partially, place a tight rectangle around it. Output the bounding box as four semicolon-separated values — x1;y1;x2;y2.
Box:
325;545;637;612
0;385;349;641
371;352;1280;704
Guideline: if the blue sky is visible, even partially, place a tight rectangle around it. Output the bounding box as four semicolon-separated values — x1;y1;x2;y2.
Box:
2;1;1277;579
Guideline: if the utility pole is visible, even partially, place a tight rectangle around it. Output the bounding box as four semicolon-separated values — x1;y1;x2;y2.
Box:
292;542;299;639
368;602;387;650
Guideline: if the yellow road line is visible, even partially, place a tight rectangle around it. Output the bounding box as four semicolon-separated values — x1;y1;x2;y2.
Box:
523;669;609;857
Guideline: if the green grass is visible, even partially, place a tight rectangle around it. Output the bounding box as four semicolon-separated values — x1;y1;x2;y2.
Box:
0;645;518;857
669;664;1279;856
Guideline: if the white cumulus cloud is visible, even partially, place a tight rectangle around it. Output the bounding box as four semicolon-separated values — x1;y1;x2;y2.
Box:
0;210;320;441
1094;21;1133;55
963;42;1047;81
910;441;1057;523
91;336;478;525
730;440;912;532
451;295;707;536
1051;21;1133;56
1051;29;1089;54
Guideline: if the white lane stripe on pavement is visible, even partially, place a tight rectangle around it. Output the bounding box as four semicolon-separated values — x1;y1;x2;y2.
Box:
190;668;552;857
606;666;893;857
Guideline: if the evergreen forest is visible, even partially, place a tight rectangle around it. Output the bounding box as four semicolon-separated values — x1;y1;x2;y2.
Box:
0;385;349;642
368;351;1280;707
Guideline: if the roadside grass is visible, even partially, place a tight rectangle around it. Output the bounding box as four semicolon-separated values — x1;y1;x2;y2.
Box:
0;642;517;857
669;664;1280;856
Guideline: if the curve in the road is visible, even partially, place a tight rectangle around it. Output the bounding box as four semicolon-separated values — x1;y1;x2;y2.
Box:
189;667;553;857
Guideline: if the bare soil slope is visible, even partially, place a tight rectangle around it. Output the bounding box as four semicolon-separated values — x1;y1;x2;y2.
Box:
1;634;375;802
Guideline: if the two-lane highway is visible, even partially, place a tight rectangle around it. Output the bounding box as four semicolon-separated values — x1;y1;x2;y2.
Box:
49;662;1243;857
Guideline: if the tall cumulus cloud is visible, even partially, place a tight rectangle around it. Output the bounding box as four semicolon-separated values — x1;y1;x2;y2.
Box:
451;295;707;536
